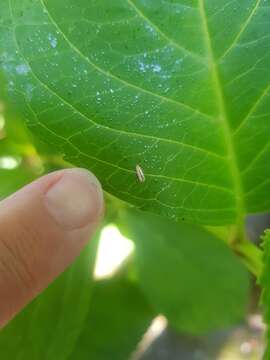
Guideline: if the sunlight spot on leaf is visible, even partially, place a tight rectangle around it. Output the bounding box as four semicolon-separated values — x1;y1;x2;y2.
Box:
94;225;134;279
0;156;21;170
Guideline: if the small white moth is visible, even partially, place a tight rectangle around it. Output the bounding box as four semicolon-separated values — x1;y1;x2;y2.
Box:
136;164;145;183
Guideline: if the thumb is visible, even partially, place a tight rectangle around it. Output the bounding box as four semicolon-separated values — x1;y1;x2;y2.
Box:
0;168;103;327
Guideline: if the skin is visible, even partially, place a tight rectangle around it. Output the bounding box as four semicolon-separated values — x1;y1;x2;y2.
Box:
0;168;104;327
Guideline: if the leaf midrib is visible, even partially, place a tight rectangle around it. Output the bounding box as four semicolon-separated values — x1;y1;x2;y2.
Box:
198;0;245;224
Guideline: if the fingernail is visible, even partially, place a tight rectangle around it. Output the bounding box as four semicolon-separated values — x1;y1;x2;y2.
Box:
45;169;103;230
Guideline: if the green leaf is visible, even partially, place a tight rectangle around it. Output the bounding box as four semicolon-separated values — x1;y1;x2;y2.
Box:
125;210;250;335
0;167;35;199
71;276;154;359
0;235;98;359
260;230;270;359
1;1;270;225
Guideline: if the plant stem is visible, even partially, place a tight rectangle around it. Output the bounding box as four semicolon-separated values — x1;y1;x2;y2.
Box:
233;240;263;278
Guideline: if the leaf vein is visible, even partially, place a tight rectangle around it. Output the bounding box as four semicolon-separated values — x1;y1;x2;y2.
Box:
40;0;213;120
233;81;270;135
219;0;262;60
126;0;205;63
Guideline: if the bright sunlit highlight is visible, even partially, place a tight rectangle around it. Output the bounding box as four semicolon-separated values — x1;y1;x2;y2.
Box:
133;316;167;358
0;156;20;170
94;224;135;279
147;316;167;339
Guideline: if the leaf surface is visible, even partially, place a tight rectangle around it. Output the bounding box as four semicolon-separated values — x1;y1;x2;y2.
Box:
0;166;34;198
1;0;270;225
125;209;250;334
71;276;154;359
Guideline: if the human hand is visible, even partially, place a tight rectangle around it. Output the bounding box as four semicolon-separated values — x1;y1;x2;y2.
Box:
0;168;103;327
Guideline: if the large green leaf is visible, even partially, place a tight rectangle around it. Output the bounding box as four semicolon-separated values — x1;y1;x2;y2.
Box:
125;209;250;335
0;167;35;198
0;235;98;359
71;276;154;359
260;230;270;359
1;1;270;225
